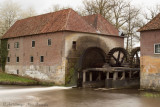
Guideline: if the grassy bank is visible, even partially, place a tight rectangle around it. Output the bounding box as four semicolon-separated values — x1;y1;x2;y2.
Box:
0;72;54;86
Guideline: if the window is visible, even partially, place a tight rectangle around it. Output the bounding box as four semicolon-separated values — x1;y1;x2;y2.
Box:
40;56;44;62
16;57;19;63
48;39;51;46
14;42;19;48
72;41;76;50
155;44;160;54
7;57;10;62
32;41;35;47
7;44;10;49
30;56;33;62
17;70;19;75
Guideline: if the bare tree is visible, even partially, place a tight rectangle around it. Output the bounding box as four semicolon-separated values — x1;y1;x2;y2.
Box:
111;0;130;29
0;0;21;36
80;0;143;51
20;7;37;19
45;4;71;13
143;4;160;22
80;0;133;29
80;0;113;22
123;5;142;51
0;0;37;37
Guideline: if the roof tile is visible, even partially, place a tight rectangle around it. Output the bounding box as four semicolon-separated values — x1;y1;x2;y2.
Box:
2;8;119;39
138;13;160;32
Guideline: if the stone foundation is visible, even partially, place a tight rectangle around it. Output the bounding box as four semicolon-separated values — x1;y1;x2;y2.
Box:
5;65;65;85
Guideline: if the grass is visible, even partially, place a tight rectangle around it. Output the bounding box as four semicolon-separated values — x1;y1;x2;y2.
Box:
0;72;54;86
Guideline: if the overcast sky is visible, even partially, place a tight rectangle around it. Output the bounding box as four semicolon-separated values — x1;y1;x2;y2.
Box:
0;0;160;14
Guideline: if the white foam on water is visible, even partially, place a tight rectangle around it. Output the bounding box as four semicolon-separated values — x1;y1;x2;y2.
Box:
0;86;72;94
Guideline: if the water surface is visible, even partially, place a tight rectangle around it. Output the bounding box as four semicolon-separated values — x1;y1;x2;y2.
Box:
0;85;160;107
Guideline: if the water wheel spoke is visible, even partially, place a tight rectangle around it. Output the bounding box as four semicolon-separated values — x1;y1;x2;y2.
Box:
112;55;118;62
117;51;121;61
121;56;125;63
136;53;138;58
130;47;140;68
136;53;140;63
107;47;128;67
137;57;140;64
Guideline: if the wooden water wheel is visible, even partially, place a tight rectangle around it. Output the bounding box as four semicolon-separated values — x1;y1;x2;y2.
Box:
106;47;128;67
130;47;140;68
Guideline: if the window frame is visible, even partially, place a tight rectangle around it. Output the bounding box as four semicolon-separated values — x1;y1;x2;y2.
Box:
40;56;44;62
32;40;35;48
72;41;77;50
14;42;19;49
48;39;52;46
7;57;10;63
30;56;34;63
7;43;10;50
154;43;160;54
16;57;19;63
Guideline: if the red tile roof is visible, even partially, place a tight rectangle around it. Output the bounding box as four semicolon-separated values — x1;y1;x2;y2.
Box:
83;14;119;35
138;13;160;32
2;8;119;39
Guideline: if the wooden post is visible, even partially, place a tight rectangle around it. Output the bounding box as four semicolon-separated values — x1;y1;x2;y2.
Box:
98;72;101;80
122;72;125;79
83;71;86;83
113;72;118;80
129;71;132;79
106;72;109;79
120;72;125;80
89;72;92;81
78;72;79;79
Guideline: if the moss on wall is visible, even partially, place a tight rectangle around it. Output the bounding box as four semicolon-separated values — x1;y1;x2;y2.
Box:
65;59;79;86
1;39;8;71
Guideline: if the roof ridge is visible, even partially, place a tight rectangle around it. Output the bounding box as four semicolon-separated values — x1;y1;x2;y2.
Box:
62;9;72;30
17;8;72;22
94;15;98;29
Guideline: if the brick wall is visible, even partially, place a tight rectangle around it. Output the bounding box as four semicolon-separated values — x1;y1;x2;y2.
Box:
5;31;124;85
140;30;160;90
141;30;160;56
5;32;65;84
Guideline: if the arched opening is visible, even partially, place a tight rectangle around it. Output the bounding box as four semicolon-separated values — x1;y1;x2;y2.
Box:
77;47;107;87
80;47;106;69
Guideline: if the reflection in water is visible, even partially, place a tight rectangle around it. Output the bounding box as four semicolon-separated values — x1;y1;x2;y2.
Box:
0;86;160;107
